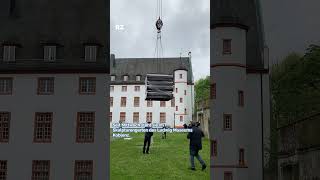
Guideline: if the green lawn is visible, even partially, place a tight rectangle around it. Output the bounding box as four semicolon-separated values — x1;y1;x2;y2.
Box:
111;132;210;180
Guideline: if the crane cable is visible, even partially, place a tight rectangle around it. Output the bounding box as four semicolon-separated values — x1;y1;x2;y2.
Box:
153;0;164;73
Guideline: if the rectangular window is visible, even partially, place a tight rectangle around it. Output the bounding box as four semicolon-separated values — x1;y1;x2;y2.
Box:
76;112;95;143
136;76;141;81
121;97;127;107
184;90;186;95
109;112;112;122
3;46;16;62
120;112;126;123
134;97;140;107
44;45;56;61
74;160;93;180
110;97;113;107
175;88;178;93
160;112;166;123
123;75;128;81
134;86;140;92
176;106;178;111
223;114;232;131
239;148;245;166
171;99;175;107
211;83;216;99
160;101;166;107
121;86;127;92
37;78;54;95
179;74;183;79
0;78;13;95
180;116;183;122
180;98;183;103
224;171;233;180
79;77;96;94
146;112;152;123
147;100;153;107
184;108;187;114
238;90;244;107
133;112;139;123
34;113;52;143
223;39;232;54
211;140;217;157
111;76;115;81
32;160;50;180
0;160;7;180
84;46;97;62
110;86;114;92
0;112;10;143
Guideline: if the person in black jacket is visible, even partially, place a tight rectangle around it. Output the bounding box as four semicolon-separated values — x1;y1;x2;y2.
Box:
187;122;207;171
162;124;167;139
143;121;153;154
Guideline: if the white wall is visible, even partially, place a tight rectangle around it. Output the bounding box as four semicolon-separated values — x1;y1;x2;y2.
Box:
0;74;108;180
211;26;250;179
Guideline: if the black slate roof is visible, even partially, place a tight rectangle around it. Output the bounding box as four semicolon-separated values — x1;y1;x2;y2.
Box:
211;0;265;68
0;0;108;73
110;55;193;84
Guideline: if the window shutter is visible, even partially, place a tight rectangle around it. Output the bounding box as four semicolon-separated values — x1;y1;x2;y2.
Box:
92;46;97;61
3;46;9;61
85;46;90;61
44;46;56;61
85;46;97;62
9;46;15;61
44;46;49;61
50;46;56;61
3;46;16;62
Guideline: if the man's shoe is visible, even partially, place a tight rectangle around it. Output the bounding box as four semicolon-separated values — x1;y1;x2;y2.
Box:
189;167;196;171
202;164;207;171
143;151;145;154
146;152;149;154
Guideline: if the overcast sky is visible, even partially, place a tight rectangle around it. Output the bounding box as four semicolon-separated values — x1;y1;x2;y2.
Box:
110;0;210;81
111;0;320;81
261;0;320;65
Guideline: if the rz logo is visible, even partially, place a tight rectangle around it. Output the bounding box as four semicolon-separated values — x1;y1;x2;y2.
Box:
115;25;125;31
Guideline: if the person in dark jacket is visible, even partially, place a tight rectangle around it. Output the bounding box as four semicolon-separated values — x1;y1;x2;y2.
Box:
187;122;207;171
183;123;188;129
162;124;167;139
143;121;153;154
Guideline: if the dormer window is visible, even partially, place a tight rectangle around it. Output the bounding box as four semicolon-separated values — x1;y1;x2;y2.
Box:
3;45;16;62
44;45;56;61
136;75;141;81
111;76;115;81
85;45;97;62
123;75;128;81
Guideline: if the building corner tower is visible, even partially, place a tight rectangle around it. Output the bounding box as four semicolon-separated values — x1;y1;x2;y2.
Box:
210;0;270;180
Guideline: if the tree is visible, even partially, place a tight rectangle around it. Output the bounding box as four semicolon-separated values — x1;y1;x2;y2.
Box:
194;76;210;112
269;44;320;179
271;44;320;126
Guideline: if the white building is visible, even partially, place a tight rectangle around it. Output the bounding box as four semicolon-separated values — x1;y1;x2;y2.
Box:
0;1;108;179
210;0;270;180
110;54;194;128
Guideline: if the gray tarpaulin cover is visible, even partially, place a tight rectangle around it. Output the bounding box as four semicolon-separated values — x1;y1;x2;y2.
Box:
145;74;174;101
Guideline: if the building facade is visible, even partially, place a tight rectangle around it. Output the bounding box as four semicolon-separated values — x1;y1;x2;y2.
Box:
0;1;108;179
196;99;210;137
210;0;270;180
110;54;194;128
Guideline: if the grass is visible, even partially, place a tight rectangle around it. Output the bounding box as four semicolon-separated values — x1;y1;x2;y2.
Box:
111;132;210;180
